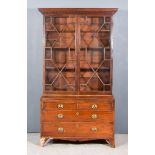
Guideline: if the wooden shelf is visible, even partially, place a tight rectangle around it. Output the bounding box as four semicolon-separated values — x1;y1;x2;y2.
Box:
46;23;75;25
46;67;75;71
81;30;110;32
80;47;110;49
80;67;110;71
46;30;75;32
80;47;105;50
45;30;110;32
46;38;73;40
45;47;110;49
45;67;110;71
80;23;111;25
45;59;75;61
45;47;75;50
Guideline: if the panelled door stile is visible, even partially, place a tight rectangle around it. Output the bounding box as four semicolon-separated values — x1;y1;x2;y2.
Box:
75;16;80;93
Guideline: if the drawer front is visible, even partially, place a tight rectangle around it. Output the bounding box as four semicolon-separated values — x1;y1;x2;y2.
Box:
41;111;114;122
41;122;113;138
41;111;78;122
78;111;114;122
78;100;113;111
42;100;76;111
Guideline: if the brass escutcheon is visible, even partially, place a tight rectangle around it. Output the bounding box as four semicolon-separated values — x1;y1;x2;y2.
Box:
57;103;64;109
91;104;97;109
58;127;64;133
91;114;97;119
57;114;64;119
91;127;97;132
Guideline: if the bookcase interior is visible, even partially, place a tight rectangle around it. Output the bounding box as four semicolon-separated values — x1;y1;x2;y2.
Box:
44;16;112;92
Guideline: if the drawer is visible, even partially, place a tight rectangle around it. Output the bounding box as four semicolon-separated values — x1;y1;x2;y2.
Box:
41;122;113;138
78;100;113;111
41;110;114;122
42;100;76;110
78;111;114;122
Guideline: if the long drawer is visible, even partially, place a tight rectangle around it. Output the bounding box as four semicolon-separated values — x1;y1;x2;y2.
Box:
41;122;113;138
41;110;114;122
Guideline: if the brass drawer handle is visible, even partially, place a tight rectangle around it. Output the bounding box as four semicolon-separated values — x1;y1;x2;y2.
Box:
58;127;64;133
91;127;97;132
57;114;64;119
91;114;97;119
91;104;97;109
57;103;64;109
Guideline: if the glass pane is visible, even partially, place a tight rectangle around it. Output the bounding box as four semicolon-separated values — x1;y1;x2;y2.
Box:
44;16;76;91
79;16;111;92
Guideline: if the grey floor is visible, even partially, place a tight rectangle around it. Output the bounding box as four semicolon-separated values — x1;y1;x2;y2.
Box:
27;133;128;155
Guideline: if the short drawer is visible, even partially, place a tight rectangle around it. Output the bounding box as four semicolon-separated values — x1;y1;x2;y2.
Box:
77;100;113;111
78;111;114;122
41;110;114;122
41;100;76;111
41;122;113;138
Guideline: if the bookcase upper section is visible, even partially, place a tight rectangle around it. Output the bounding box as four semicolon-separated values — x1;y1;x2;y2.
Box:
39;8;118;95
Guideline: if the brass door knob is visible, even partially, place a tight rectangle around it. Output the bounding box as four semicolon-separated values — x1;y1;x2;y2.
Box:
91;114;97;119
57;114;64;119
91;104;97;109
58;127;64;133
91;127;97;132
57;103;64;109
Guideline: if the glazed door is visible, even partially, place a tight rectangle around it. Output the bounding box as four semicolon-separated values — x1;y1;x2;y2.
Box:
44;16;77;92
43;15;112;94
79;16;112;93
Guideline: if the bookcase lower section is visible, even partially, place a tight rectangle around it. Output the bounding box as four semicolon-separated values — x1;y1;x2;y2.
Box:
40;95;115;147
